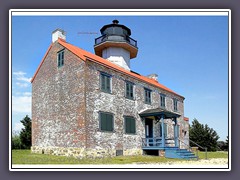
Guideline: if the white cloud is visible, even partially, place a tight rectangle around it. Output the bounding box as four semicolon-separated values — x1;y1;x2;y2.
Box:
13;71;32;83
16;82;29;88
13;122;24;132
12;95;31;113
23;92;32;96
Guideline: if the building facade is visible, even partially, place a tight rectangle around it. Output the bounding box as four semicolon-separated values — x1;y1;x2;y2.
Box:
31;20;190;158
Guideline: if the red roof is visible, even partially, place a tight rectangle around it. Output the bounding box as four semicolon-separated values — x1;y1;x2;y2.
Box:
31;38;184;99
184;117;189;121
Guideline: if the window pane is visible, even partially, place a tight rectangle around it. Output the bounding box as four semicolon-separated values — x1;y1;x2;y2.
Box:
106;77;110;92
101;75;105;90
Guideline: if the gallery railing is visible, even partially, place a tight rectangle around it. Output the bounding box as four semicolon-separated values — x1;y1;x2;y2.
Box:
95;34;138;47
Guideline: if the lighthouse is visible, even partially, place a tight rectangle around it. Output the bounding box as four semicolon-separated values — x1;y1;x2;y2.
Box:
94;20;138;71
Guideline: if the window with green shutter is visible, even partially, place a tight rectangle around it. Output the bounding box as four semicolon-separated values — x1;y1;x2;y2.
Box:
124;116;136;134
144;88;151;104
125;81;134;100
99;112;114;132
100;72;111;93
57;50;64;67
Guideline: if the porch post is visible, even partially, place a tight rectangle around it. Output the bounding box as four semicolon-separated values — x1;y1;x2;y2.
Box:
174;117;179;147
161;114;165;148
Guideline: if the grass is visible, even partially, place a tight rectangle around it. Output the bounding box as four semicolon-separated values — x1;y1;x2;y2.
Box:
11;150;228;165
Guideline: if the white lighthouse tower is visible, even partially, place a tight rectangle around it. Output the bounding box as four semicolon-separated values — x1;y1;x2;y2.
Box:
94;20;138;71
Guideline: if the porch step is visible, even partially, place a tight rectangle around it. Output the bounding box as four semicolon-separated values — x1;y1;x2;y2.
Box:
165;148;198;160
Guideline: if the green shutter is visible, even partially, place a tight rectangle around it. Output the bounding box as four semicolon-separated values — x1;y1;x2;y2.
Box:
125;117;135;134
100;113;113;132
131;118;136;134
107;114;113;131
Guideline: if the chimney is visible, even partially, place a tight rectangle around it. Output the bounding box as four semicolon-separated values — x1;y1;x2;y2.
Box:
52;29;66;43
147;74;158;81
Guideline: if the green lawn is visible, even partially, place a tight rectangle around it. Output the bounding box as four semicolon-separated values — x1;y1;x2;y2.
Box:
12;150;228;165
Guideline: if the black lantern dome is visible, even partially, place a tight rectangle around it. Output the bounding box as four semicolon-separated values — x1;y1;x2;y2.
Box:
94;20;138;59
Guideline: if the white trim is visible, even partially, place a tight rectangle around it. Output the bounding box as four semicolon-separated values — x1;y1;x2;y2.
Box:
10;9;230;16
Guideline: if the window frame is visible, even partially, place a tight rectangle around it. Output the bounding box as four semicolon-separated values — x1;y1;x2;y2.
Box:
124;116;136;135
160;93;166;108
125;81;134;100
144;88;152;104
100;72;112;94
57;49;65;67
99;111;114;132
173;98;178;112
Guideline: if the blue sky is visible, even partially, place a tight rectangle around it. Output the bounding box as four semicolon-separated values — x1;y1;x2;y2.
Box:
11;14;229;141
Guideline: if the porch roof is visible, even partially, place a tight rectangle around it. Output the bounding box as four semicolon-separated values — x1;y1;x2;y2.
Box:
139;108;181;119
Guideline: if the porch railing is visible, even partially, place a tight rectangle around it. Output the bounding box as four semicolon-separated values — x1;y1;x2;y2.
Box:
178;138;208;160
142;137;175;148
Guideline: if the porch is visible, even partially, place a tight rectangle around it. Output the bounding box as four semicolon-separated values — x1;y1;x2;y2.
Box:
139;108;181;150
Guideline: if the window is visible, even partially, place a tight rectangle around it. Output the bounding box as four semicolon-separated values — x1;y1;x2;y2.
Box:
173;98;178;111
57;50;64;67
160;94;166;108
144;88;151;104
125;81;134;100
160;123;168;138
100;72;111;93
124;116;136;134
99;112;114;132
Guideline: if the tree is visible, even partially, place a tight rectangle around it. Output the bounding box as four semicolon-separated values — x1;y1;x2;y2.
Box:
189;118;219;151
12;131;22;149
19;115;32;149
225;136;229;151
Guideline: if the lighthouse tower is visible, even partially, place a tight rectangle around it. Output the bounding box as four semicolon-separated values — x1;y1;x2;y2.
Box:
94;20;138;71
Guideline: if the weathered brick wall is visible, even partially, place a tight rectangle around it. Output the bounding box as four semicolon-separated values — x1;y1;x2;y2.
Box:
85;60;186;153
32;42;86;149
32;41;188;157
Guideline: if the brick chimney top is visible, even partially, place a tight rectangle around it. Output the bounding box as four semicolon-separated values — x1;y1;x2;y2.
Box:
52;28;66;43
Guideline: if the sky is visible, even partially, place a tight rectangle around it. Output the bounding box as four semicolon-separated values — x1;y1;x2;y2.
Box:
11;13;229;141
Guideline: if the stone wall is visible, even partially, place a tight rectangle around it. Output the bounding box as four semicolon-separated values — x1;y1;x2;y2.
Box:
31;146;142;158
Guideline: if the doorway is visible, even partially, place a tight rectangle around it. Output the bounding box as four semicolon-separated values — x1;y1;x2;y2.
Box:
145;118;153;146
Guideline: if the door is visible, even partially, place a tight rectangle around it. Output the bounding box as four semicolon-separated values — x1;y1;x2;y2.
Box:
145;118;153;146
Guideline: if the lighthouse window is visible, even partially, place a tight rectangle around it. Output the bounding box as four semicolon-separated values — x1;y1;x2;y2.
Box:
57;50;64;67
100;72;112;93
